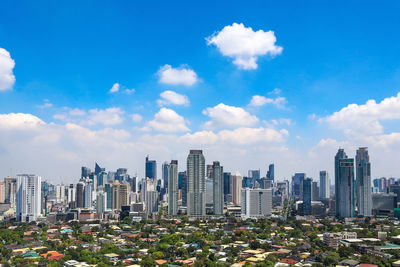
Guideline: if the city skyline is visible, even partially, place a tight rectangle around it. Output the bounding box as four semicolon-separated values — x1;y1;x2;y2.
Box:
1;1;400;182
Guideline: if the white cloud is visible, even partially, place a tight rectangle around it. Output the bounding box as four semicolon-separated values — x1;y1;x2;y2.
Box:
69;108;86;116
87;107;125;126
109;83;120;93
321;92;400;136
158;64;198;86
249;95;287;108
0;48;16;91
0;113;45;129
125;88;135;94
203;103;259;129
131;113;143;123
38;99;53;109
206;23;283;70
144;108;189;132
157;90;190;106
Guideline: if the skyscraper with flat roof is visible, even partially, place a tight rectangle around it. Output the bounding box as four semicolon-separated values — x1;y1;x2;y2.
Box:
187;150;205;216
292;173;305;199
319;171;329;199
168;160;178;215
356;147;372;216
335;149;355;218
213;161;224;215
16;174;42;222
145;156;157;180
303;178;312;215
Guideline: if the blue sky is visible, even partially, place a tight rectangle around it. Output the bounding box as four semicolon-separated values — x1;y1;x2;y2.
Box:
1;1;400;182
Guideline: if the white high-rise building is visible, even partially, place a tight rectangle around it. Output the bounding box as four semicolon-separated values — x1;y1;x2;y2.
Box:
213;161;224;215
96;190;107;214
84;181;93;208
187;150;206;216
319;171;330;199
168;160;178;216
16;174;42;222
241;188;272;219
56;184;66;203
356;147;372;216
232;172;242;206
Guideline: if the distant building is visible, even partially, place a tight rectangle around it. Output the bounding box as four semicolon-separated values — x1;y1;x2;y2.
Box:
76;182;85;208
312;181;319;201
292;173;305;199
267;164;274;181
16;174;42;222
83;181;93;208
223;172;232;202
356;147;372;216
372;193;397;216
335;149;355;218
319;171;329;199
187;150;206;216
96;189;107;214
168;160;178;216
302;178;312;215
241;188;272;219
213;161;224;215
232;172;242;206
145;156;157;180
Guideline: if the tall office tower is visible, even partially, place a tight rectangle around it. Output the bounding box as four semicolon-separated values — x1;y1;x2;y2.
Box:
213;161;224;215
107;172;116;183
302;178;312;215
388;177;396;186
248;169;260;187
4;177;16;206
267;164;275;181
145;156;157;180
379;177;388;192
97;171;107;187
241;188;272;219
182;174;188;206
319;171;330;199
312;182;319;201
119;183;130;208
104;183;112;210
162;162;169;189
76;182;85;208
292;173;305;199
94;162;105;176
207;164;214;179
187;150;206;216
335;149;355;218
116;168;128;183
232;172;242;206
81;167;91;179
356;147;372;216
0;182;5;203
41;181;49;214
206;179;214;204
168;160;178;215
56;185;66;203
130;176;137;193
145;190;158;216
112;180;121;210
67;184;76;205
223;172;232;202
96;188;107;214
16;174;42;222
88;174;97;193
83;181;93;208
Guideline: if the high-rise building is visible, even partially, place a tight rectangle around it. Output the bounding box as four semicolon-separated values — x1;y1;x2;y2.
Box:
223;172;232;202
181;173;188;207
145;190;158;216
96;189;107;214
16;174;42;222
335;149;355;218
292;173;305;199
4;177;16;206
232;172;242;206
213;161;224;215
84;181;93;208
120;183;130;207
97;171;107;187
145;156;157;180
248;170;260;186
187;150;206;216
0;182;5;203
302;178;312;215
94;163;105;176
267;164;275;181
76;182;85;208
312;181;319;201
168;160;178;215
241;188;272;219
56;184;66;203
81;167;91;179
356;147;372;216
319;171;330;199
104;183;112;209
207;164;214;179
112;180;121;210
67;184;76;206
162;162;169;189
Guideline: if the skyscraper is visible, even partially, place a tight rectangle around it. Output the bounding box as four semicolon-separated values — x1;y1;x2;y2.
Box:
4;177;16;206
335;149;355;218
232;172;242;206
267;164;275;181
96;188;107;214
292;173;305;199
187;150;205;216
303;178;312;215
356;147;372;216
84;181;93;208
81;167;91;179
168;160;178;216
145;156;157;180
94;162;105;176
162;162;169;189
16;174;42;222
76;182;85;208
104;183;113;210
112;180;120;210
312;181;319;201
213;161;224;215
319;171;330;199
223;172;232;202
